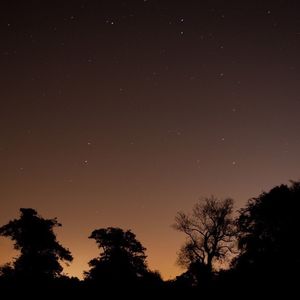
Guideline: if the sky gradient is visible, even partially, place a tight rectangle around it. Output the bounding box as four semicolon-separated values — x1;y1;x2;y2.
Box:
1;0;300;279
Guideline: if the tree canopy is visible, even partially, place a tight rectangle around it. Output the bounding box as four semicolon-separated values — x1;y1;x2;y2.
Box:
0;208;72;281
1;181;299;294
85;227;150;287
234;182;300;289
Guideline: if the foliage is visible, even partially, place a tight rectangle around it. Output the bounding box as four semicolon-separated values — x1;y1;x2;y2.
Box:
85;227;151;287
234;181;300;289
0;208;72;281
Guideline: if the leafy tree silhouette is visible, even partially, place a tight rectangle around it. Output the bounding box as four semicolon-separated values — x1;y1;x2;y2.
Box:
234;181;300;292
0;208;73;285
85;227;157;288
173;197;236;287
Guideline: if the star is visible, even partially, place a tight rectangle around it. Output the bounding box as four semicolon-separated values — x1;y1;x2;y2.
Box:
105;20;115;25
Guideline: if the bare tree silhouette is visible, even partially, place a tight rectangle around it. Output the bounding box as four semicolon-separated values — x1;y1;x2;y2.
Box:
174;197;236;277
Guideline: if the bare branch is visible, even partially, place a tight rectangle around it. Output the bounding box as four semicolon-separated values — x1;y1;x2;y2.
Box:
173;196;237;272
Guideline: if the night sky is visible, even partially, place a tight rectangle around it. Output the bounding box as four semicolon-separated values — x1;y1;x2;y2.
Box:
1;0;300;279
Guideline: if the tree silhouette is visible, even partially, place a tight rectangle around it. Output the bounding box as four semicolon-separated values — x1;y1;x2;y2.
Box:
173;197;236;283
85;227;151;288
0;208;73;283
2;182;299;293
234;182;300;290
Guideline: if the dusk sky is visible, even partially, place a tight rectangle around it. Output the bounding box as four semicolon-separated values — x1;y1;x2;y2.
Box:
1;0;300;279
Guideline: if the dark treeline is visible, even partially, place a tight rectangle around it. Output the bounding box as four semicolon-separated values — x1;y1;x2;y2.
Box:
1;181;300;297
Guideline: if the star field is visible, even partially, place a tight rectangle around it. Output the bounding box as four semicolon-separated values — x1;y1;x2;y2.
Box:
1;0;300;279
